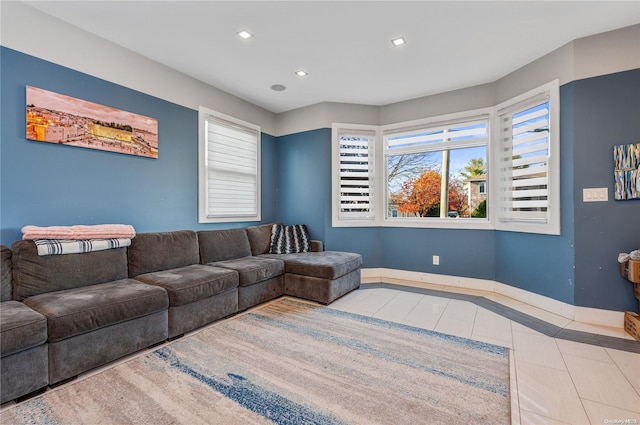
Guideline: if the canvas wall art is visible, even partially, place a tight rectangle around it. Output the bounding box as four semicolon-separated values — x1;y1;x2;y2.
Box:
26;86;158;158
613;143;640;200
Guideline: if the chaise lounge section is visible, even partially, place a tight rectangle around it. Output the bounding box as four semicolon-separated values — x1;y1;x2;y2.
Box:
247;223;362;304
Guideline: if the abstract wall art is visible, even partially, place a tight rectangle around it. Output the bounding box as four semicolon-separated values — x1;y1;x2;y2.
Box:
613;142;640;200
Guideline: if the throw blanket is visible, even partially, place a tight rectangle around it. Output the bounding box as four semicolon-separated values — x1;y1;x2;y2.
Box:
22;224;136;240
34;238;131;256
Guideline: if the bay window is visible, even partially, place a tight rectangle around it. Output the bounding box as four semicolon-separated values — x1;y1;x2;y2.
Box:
332;80;560;235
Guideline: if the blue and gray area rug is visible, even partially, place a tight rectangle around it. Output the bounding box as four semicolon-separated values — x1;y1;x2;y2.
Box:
2;298;510;424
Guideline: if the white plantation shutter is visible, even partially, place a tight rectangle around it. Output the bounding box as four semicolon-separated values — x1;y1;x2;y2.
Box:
199;107;260;223
495;80;559;234
335;128;376;221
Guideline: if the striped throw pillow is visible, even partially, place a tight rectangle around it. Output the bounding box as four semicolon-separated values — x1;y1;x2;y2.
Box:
269;224;311;254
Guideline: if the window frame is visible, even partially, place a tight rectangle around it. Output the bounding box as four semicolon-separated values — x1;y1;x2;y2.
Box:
492;80;560;235
331;123;379;227
381;109;493;229
198;106;261;223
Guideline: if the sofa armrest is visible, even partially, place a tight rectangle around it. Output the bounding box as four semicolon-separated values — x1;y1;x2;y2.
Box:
311;240;324;252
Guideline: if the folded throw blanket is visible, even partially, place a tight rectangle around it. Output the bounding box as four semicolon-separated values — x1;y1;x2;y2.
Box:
22;224;136;240
34;238;131;256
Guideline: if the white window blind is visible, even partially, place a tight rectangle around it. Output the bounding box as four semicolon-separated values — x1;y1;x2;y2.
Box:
497;94;552;225
198;107;260;223
384;117;489;154
335;128;376;221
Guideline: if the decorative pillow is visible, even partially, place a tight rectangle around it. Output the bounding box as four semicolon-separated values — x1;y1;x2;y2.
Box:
269;224;311;254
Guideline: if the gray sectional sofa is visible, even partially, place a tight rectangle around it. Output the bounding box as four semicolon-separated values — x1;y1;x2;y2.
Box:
0;223;362;404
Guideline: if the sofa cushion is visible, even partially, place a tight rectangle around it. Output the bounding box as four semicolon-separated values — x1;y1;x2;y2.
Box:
12;240;128;301
207;257;284;287
132;264;238;307
261;251;363;280
245;223;280;256
0;301;47;357
198;229;252;263
23;279;168;343
128;230;200;277
1;246;12;302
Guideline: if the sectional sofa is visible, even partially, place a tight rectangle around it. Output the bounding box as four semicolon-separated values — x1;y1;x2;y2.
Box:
0;223;362;404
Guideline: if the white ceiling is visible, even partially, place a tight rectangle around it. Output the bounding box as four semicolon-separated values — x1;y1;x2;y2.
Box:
24;1;640;114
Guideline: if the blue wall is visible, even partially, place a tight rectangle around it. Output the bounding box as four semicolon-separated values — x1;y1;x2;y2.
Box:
379;228;495;279
0;47;277;245
274;73;638;311
494;82;576;305
274;128;496;276
572;69;640;311
2;47;638;311
275;128;382;267
274;129;328;243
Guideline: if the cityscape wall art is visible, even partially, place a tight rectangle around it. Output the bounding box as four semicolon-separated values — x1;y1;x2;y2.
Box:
613;142;640;201
26;86;158;158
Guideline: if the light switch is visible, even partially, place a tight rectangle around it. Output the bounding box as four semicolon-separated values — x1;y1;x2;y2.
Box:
583;187;608;202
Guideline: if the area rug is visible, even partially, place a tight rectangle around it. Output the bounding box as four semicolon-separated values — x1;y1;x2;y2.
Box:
1;298;510;425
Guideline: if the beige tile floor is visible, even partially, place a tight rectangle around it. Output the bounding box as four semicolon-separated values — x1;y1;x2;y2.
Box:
329;282;640;425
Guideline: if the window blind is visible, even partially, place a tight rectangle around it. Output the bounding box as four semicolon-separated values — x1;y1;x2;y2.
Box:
205;117;259;218
497;95;551;223
337;130;375;220
384;117;488;154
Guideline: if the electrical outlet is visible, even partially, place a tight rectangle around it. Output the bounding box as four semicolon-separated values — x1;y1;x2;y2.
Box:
433;255;439;266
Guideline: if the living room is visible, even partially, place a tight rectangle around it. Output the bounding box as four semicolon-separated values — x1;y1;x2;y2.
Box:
1;1;639;424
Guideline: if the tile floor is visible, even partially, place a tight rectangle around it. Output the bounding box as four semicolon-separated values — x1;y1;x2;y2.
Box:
329;281;640;425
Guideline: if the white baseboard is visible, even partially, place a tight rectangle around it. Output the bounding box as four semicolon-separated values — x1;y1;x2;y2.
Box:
573;306;625;329
492;280;575;320
362;267;626;328
361;268;494;291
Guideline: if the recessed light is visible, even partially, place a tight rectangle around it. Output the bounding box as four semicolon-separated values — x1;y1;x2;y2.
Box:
294;70;308;77
391;37;406;47
271;84;286;92
237;30;253;40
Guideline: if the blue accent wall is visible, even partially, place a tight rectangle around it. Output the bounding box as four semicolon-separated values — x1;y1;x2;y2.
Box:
0;47;277;245
275;74;638;311
494;83;576;305
572;69;640;311
2;46;638;311
274;128;495;275
275;129;328;243
275;128;383;267
380;228;495;279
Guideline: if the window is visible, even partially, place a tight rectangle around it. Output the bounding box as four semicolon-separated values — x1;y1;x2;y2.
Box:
494;80;560;235
332;125;376;226
198;106;260;223
384;114;489;221
331;80;559;234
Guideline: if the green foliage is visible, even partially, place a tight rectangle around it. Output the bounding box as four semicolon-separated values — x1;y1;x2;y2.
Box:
471;200;486;218
460;157;486;180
